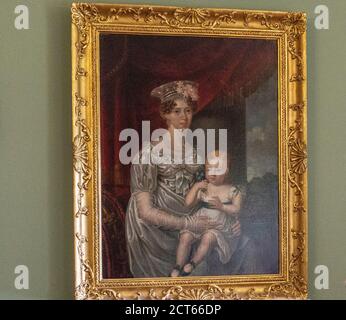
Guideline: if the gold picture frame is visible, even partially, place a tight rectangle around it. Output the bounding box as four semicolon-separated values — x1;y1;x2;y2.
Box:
72;2;307;300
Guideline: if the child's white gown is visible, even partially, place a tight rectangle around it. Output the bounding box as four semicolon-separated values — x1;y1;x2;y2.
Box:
181;186;240;264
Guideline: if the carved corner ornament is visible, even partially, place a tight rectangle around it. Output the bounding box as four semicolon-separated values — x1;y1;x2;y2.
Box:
72;3;307;300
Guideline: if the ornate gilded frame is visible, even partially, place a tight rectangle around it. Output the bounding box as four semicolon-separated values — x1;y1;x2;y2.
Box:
72;3;308;300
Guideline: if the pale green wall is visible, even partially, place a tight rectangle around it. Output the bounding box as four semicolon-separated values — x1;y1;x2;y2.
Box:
0;0;345;299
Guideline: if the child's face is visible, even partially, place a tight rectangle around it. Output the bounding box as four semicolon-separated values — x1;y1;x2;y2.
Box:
205;163;228;186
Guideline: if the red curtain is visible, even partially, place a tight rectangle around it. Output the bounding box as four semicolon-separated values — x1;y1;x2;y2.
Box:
100;34;277;193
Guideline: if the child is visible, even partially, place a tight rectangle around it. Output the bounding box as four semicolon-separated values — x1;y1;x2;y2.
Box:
170;150;242;277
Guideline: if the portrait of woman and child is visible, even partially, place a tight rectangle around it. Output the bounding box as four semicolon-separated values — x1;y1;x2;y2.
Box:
100;35;279;279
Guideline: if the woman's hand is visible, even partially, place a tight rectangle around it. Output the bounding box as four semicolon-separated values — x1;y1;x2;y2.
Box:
231;219;241;237
195;216;219;233
185;215;218;233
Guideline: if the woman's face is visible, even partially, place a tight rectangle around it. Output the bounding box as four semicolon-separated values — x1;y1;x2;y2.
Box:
162;98;193;130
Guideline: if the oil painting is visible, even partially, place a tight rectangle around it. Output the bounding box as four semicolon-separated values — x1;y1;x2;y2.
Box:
100;35;279;279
